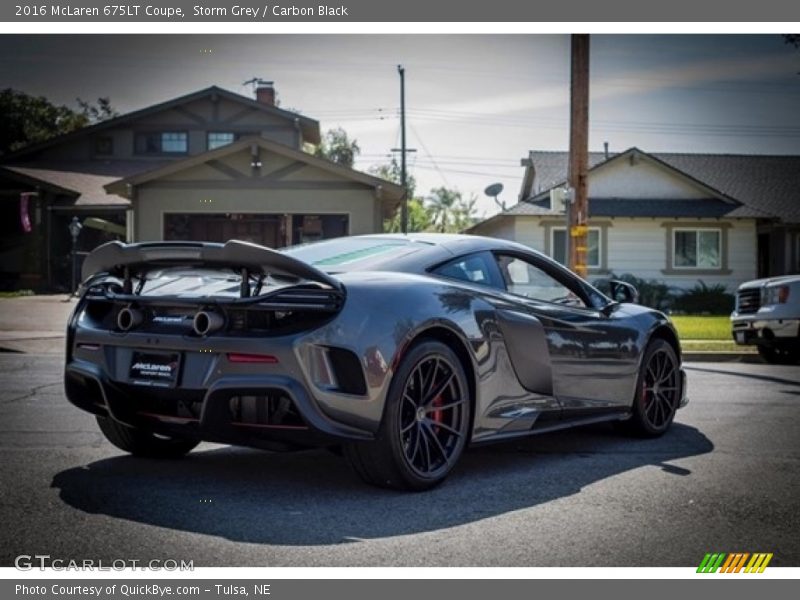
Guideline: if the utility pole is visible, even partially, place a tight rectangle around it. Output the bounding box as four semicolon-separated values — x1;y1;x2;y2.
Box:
398;64;408;234
567;34;590;278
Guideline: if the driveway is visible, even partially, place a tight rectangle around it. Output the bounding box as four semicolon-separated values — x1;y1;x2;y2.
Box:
0;353;798;567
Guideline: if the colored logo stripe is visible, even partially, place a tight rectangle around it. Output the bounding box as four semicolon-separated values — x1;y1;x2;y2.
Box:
697;552;773;573
744;553;773;573
697;553;726;573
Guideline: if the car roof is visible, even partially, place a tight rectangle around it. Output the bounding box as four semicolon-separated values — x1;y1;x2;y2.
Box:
282;232;552;276
352;232;530;255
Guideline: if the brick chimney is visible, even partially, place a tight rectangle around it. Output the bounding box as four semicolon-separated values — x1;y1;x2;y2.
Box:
255;82;275;106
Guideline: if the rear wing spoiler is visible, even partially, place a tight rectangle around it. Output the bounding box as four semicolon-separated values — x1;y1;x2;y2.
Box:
81;240;343;292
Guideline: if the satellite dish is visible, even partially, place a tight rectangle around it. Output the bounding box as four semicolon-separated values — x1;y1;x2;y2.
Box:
484;183;504;198
484;182;505;211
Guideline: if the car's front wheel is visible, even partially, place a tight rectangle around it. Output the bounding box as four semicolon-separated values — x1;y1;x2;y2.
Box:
344;340;471;491
622;338;681;437
757;344;800;365
96;416;199;458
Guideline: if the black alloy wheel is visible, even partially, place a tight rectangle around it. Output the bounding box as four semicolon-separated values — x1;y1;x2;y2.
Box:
398;353;469;479
624;338;681;437
344;340;471;490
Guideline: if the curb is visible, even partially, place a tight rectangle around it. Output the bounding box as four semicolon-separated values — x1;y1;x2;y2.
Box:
683;351;761;363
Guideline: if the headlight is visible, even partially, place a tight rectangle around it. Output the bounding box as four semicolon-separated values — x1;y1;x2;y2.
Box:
763;285;790;305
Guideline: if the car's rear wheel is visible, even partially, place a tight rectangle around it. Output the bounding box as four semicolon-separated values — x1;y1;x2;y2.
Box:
96;416;199;458
622;338;681;437
757;344;800;365
344;340;471;491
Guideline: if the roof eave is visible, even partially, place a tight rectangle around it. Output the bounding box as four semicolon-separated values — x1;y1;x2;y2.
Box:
104;136;405;200
2;85;321;161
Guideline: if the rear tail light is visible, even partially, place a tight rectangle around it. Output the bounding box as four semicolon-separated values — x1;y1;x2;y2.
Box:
227;353;279;364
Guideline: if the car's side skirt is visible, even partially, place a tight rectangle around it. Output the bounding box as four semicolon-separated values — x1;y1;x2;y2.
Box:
468;409;630;446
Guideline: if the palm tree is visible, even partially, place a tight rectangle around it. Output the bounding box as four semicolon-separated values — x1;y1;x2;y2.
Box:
427;187;461;233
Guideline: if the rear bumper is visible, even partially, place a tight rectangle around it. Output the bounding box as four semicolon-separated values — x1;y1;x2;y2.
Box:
65;358;373;451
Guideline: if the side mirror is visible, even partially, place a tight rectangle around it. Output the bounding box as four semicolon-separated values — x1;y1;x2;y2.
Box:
609;280;639;304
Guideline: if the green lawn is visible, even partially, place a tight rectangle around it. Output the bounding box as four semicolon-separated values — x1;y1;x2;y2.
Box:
680;340;755;353
669;315;731;340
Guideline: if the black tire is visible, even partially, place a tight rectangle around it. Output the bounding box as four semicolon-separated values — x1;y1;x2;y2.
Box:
757;345;800;365
344;340;471;491
622;338;681;438
96;416;199;458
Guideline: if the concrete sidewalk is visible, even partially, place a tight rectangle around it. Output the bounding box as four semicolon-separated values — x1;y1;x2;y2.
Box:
0;295;75;353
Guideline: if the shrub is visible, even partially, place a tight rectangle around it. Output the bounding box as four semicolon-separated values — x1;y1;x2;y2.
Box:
592;273;676;311
673;281;734;315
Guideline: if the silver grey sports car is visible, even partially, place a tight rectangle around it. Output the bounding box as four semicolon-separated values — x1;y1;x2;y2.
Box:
65;233;687;490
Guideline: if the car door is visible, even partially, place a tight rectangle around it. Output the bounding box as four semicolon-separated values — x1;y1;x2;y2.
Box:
428;251;563;428
489;251;640;415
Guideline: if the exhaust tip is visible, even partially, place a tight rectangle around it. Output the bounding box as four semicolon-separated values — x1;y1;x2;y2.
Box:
116;306;142;331
193;310;224;336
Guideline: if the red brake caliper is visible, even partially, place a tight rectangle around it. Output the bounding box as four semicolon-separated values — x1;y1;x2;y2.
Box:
431;394;444;433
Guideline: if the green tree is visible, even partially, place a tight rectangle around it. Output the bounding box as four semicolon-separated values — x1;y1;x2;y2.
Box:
451;194;479;232
373;157;429;232
384;198;433;233
314;127;361;167
77;96;119;122
369;156;416;200
0;89;117;155
427;187;478;233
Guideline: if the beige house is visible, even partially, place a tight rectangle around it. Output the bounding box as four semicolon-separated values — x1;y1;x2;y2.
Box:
0;85;403;290
469;147;800;291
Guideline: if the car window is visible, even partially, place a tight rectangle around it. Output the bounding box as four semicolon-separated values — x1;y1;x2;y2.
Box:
432;254;495;287
495;254;587;308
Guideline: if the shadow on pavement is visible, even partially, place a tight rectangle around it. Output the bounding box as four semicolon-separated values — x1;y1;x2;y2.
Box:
685;365;800;387
51;422;713;546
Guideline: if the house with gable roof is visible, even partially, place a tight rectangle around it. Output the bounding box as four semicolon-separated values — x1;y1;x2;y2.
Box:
468;147;800;291
0;83;403;290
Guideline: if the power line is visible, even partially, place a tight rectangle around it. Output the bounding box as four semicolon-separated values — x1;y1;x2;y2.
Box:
409;122;449;187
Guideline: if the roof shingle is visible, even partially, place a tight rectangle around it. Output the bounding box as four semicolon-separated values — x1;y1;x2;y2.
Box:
1;161;168;206
521;149;800;223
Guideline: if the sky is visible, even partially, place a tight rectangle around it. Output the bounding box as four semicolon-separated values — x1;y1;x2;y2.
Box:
0;34;798;217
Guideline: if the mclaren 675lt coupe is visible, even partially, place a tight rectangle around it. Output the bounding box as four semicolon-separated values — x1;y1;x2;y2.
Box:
65;234;687;490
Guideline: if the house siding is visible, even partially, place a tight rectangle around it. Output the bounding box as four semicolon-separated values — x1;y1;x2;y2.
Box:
504;216;757;291
605;218;756;291
586;157;708;200
512;216;547;251
132;146;381;242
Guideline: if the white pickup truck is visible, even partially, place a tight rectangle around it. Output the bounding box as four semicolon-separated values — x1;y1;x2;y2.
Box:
731;275;800;364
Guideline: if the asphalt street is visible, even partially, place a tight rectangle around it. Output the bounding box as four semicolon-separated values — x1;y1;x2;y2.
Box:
1;353;798;567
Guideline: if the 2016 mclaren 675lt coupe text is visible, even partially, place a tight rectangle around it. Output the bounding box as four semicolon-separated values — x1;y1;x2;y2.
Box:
65;234;688;490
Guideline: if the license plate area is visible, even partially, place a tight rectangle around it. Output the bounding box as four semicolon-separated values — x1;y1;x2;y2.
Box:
735;332;746;343
129;351;181;388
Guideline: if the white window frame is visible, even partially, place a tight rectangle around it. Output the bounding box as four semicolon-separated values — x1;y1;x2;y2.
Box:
672;227;722;270
550;226;602;269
